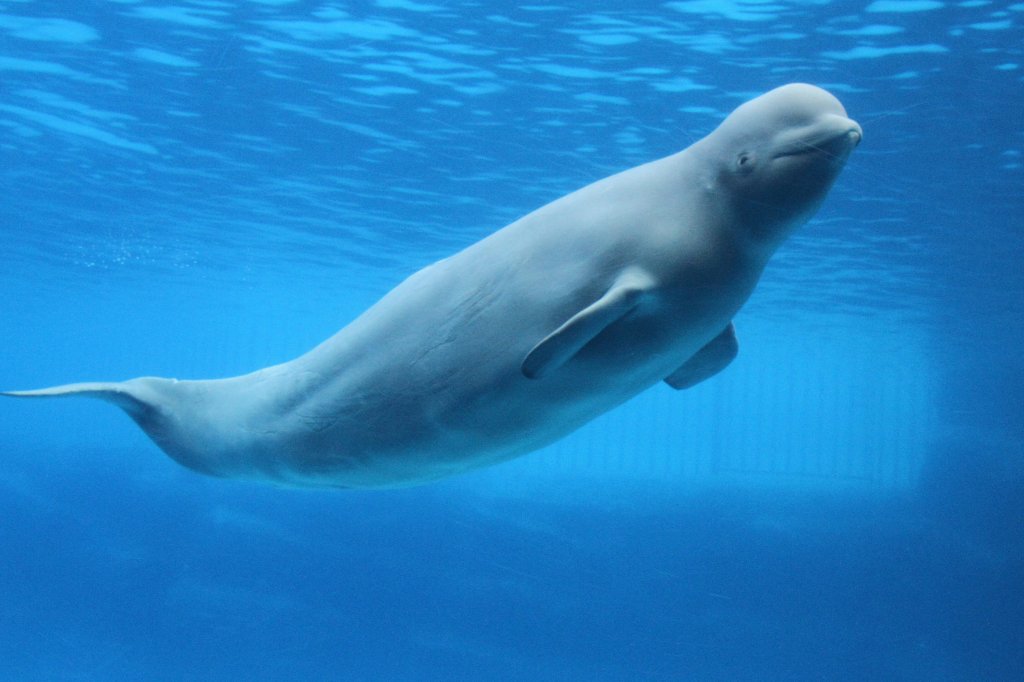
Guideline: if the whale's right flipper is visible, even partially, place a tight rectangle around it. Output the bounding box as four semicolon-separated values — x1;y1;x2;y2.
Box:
664;323;739;390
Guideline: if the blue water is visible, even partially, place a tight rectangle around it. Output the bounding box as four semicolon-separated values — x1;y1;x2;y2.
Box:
1;1;1021;679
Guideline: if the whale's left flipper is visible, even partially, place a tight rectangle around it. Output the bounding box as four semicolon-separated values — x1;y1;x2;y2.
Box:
664;323;738;390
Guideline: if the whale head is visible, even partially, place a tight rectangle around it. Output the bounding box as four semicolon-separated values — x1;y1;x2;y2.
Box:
702;83;862;250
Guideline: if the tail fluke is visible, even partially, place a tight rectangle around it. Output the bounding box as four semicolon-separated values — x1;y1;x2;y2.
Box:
3;377;231;477
2;379;163;420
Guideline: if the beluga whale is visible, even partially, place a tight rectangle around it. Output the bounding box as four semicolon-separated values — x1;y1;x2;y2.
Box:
4;83;861;489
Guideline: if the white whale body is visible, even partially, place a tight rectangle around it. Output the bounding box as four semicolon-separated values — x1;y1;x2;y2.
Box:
3;83;861;488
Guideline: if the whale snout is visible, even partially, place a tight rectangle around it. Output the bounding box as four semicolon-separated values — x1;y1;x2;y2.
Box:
823;117;862;159
772;113;862;163
849;121;863;145
830;117;862;164
843;118;863;148
840;114;863;148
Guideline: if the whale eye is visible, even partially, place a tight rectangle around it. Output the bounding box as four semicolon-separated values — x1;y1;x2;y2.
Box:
735;152;755;174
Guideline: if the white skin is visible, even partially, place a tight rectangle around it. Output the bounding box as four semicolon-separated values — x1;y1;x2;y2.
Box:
4;83;861;489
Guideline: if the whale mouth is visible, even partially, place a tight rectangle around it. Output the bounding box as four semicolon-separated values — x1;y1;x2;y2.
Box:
773;120;862;161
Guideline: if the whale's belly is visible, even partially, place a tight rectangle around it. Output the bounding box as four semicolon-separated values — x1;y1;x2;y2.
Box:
257;244;742;488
